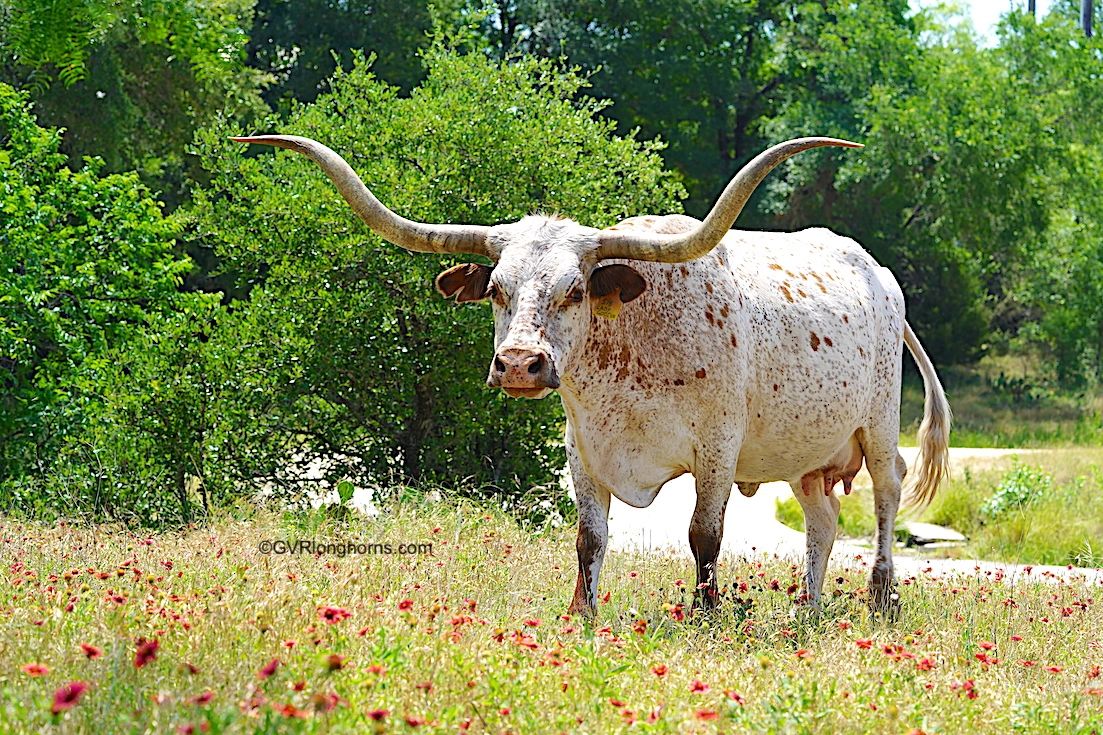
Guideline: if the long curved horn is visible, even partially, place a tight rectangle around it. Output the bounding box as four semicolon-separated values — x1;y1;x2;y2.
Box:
593;137;862;262
232;135;491;257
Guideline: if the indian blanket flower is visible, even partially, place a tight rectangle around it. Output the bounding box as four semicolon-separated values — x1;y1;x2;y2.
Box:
325;654;346;671
22;663;49;677
258;658;280;680
134;638;160;668
51;681;89;715
651;664;668;678
319;606;351;624
690;679;710;693
79;643;103;660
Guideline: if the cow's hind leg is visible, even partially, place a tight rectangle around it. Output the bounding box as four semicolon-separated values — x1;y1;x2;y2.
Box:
860;433;907;615
566;446;611;617
790;479;841;608
690;457;735;609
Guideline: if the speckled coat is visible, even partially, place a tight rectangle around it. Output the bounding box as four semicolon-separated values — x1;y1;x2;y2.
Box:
473;213;950;614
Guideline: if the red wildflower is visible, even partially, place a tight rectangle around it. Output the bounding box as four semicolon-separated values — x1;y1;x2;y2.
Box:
695;709;719;721
1010;635;1023;642
916;658;936;672
258;658;280;680
690;679;710;693
795;649;812;660
325;654;346;671
978;641;995;651
855;639;873;650
22;663;49;677
312;692;343;712
524;618;541;627
405;715;426;727
1020;660;1037;667
275;702;309;719
398;599;414;611
724;690;746;705
609;698;626;707
367;709;389;721
134;638;160;668
1046;666;1063;674
651;664;668;678
192;690;214;705
319;606;351;624
79;643;103;660
51;681;89;715
292;681;307;691
669;604;686;622
499;707;511;716
632;619;647;635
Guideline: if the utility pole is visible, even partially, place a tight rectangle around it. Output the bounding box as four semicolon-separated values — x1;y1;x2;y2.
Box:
1083;0;1094;37
1028;0;1035;17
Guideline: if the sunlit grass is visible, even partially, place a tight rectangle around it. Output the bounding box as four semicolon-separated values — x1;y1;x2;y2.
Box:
3;501;1103;733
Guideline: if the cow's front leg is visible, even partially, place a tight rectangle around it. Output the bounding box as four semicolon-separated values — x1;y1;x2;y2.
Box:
689;463;734;609
567;462;611;617
790;479;841;608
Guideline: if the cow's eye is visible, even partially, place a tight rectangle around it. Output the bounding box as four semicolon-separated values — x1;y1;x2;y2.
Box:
486;284;505;304
565;287;584;305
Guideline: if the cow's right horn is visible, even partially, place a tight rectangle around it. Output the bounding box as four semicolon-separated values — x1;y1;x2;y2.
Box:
232;135;491;257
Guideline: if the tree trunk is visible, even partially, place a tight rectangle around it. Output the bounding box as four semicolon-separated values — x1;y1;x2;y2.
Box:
1083;0;1094;37
1027;0;1035;16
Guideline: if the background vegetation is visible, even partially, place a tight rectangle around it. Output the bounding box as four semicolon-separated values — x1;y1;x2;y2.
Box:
2;0;1101;525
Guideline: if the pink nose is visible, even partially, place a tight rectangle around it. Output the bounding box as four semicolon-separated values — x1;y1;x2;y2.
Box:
489;347;559;390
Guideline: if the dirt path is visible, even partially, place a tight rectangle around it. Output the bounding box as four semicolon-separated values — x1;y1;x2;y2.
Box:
606;447;1103;585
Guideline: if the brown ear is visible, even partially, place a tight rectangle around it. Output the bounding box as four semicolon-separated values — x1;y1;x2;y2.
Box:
435;263;493;303
588;264;646;319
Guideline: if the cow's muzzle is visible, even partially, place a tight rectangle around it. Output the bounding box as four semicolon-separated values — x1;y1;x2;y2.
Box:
487;347;559;398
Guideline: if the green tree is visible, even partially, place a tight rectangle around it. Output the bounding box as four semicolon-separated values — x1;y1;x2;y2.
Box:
0;0;268;202
186;47;684;511
0;83;217;518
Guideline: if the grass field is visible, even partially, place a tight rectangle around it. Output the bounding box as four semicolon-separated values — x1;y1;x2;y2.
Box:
4;501;1103;734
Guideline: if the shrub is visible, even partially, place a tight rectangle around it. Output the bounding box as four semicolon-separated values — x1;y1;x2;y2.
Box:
0;83;210;521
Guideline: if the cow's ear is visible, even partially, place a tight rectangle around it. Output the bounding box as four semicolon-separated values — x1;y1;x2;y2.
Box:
435;263;493;303
589;264;646;319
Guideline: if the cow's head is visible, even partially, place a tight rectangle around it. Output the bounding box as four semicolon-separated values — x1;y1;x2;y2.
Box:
233;135;860;399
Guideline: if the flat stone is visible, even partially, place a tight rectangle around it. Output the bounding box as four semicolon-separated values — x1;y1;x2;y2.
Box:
899;521;966;546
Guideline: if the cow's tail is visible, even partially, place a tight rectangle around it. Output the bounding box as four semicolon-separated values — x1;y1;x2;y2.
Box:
902;321;951;508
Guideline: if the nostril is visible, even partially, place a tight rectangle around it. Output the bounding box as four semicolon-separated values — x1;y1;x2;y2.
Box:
527;354;544;375
494;357;506;374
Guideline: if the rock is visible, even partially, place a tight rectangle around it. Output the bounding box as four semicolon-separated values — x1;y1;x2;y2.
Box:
898;521;966;547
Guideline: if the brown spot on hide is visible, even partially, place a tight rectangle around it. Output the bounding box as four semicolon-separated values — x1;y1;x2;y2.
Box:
673;379;685;386
695;368;707;379
773;384;779;392
843;314;849;323
705;282;713;294
824;336;833;347
730;335;738;348
810;332;821;351
705;310;714;325
720;304;729;318
780;284;795;303
797;288;807;298
679;266;689;277
769;263;783;271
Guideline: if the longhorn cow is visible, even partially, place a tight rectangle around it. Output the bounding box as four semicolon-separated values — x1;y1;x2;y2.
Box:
234;134;951;613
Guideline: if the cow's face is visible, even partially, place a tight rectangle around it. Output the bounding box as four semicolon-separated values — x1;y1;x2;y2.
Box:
435;217;645;399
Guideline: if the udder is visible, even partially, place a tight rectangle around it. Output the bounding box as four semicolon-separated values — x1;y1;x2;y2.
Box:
799;434;864;497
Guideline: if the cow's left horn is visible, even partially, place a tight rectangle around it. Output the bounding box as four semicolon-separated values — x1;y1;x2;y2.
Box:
232;135;491;257
592;137;862;263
